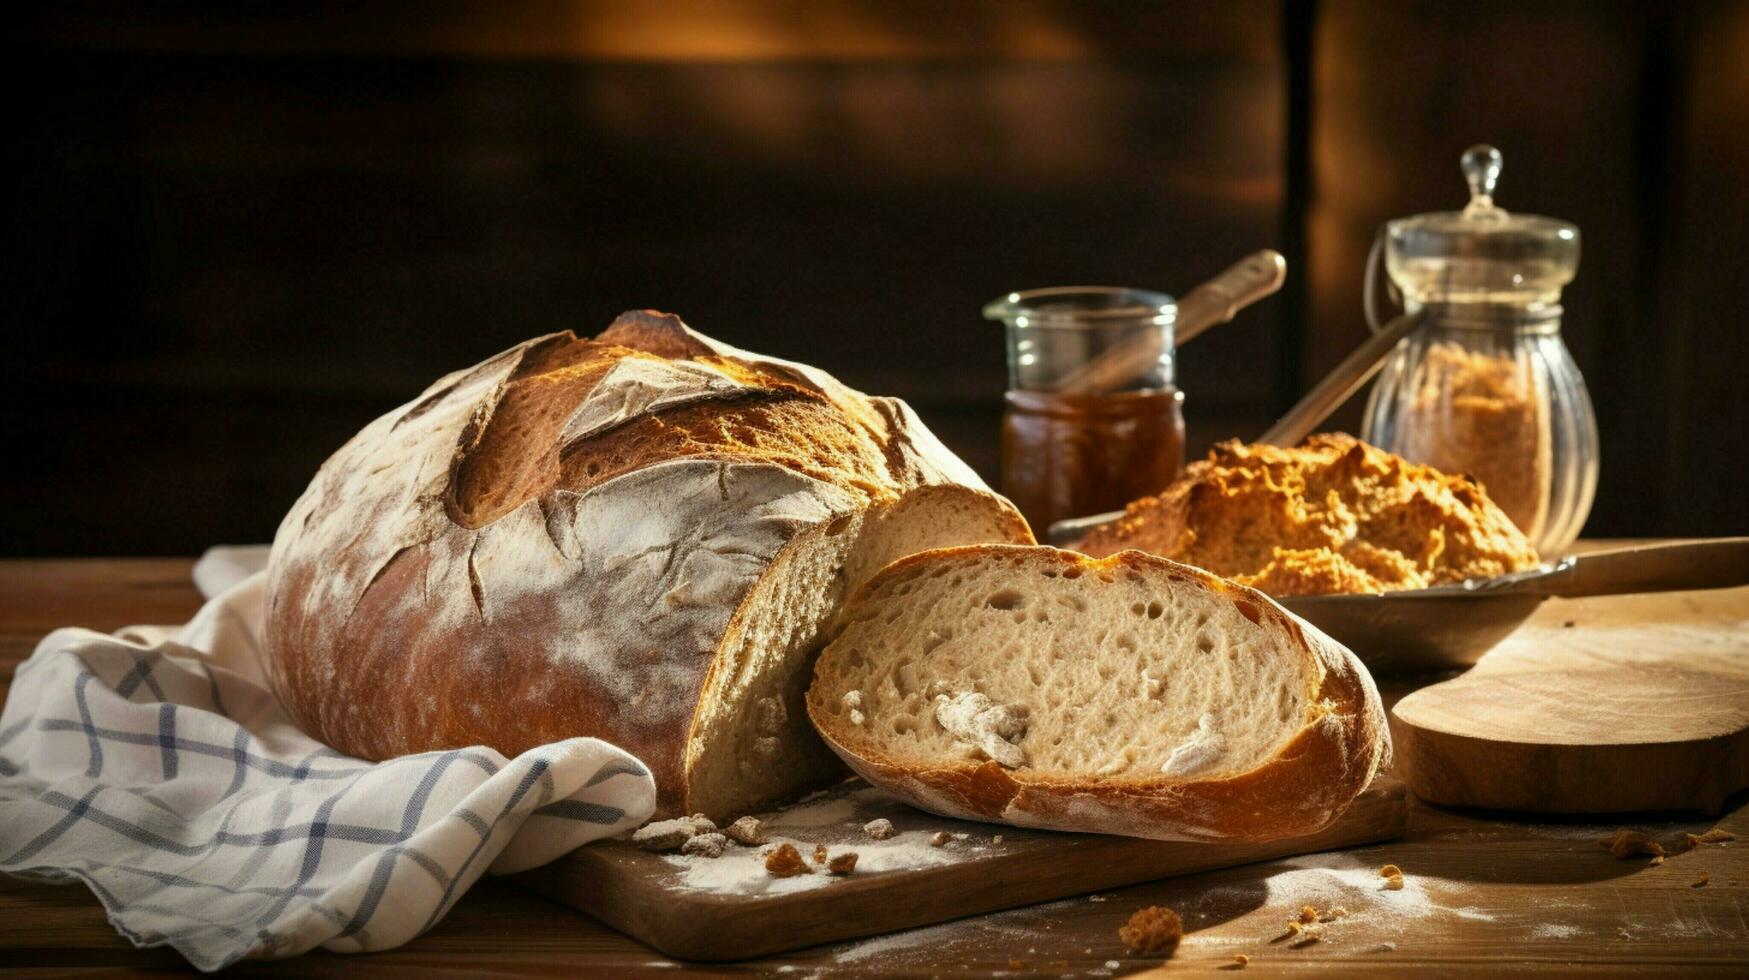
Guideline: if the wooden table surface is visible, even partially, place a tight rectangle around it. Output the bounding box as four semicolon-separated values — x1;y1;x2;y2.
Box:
2;553;1746;976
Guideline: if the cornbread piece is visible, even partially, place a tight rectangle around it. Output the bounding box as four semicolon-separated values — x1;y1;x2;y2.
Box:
806;546;1390;842
1601;831;1665;860
1233;953;1250;967
680;832;729;858
764;843;810;877
1120;906;1183;956
723;816;765;846
812;843;829;865
1079;434;1540;596
862;818;897;840
1297;905;1318;924
827;852;859;875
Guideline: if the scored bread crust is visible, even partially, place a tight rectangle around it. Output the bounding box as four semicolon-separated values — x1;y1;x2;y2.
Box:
263;311;1030;818
805;546;1390;843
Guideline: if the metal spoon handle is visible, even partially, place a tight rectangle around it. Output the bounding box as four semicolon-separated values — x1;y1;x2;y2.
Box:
1050;251;1285;395
1527;537;1749;599
1256;308;1425;448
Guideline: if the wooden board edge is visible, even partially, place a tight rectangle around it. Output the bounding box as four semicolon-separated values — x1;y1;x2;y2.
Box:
516;779;1407;962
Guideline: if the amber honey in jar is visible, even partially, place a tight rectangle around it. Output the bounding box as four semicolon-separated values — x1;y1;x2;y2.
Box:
984;287;1187;531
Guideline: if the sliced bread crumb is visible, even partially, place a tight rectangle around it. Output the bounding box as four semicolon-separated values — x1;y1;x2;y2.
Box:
1120;906;1183;956
723;816;766;846
764;843;810;878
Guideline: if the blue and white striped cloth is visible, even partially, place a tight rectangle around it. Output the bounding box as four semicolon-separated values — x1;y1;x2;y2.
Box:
0;548;657;971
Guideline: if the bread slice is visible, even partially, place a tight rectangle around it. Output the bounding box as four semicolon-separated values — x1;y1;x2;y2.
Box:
805;545;1390;842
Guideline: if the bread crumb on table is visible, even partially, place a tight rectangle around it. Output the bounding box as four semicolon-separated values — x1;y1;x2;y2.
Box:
1298;905;1318;924
862;818;896;841
723;816;766;846
1119;906;1184;956
993;835;1005;845
1650;854;1665;867
631;814;715;852
1688;829;1737;848
1600;830;1665;860
680;832;729;858
812;843;829;865
1694;871;1711;888
929;831;951;847
764;843;810;878
1231;953;1249;968
827;852;859;875
1320;906;1349;922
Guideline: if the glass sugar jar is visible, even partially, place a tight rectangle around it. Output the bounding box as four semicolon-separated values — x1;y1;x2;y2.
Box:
1362;145;1599;555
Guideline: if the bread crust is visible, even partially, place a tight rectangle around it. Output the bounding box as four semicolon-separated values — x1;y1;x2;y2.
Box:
264;312;1029;817
805;546;1389;843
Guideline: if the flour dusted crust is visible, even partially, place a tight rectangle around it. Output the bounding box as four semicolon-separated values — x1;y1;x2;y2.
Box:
1078;434;1540;597
805;547;1390;843
264;311;1030;817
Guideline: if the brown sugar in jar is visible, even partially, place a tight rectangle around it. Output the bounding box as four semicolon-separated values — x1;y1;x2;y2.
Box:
1395;342;1552;538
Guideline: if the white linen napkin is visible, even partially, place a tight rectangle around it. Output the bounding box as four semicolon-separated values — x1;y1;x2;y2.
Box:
0;549;657;971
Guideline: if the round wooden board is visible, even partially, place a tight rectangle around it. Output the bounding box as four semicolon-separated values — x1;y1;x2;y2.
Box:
1392;666;1749;814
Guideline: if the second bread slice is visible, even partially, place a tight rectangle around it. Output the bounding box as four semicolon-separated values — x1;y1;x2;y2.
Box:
805;545;1389;842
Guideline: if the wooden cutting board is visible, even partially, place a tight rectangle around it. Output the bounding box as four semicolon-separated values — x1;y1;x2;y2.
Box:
1391;572;1749;815
516;775;1407;961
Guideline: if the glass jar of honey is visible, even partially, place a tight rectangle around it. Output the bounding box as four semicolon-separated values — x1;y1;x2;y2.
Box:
984;287;1186;532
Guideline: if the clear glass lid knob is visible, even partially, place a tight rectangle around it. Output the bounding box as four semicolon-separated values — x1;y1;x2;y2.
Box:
1386;144;1580;306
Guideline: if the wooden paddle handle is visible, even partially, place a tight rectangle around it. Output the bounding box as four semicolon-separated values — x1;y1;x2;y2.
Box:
1050;251;1285;395
1535;537;1749;598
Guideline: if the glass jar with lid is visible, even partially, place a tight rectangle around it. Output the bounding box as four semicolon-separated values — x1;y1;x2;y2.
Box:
983;287;1186;532
1362;145;1598;555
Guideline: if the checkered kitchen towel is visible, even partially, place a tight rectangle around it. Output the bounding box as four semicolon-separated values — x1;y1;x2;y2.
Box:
0;547;657;971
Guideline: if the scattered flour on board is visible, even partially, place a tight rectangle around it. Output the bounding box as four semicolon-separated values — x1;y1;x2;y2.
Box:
658;785;982;896
1255;852;1497;932
1531;923;1583;939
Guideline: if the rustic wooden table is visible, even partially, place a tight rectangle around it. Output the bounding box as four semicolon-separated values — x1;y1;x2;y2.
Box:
1;554;1746;976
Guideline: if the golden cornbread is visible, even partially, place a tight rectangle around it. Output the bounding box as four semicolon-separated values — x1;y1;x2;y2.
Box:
1077;434;1540;596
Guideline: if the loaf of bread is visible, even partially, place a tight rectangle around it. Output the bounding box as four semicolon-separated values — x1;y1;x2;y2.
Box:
264;311;1031;819
1078;434;1540;596
806;545;1389;842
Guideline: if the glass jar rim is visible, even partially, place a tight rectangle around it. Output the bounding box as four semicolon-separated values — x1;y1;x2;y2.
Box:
983;286;1176;327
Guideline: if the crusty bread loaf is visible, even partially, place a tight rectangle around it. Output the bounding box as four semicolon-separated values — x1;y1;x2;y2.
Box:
805;545;1389;842
264;311;1031;820
1078;434;1539;596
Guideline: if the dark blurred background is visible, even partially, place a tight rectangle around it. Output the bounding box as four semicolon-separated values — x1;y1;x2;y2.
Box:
7;0;1747;555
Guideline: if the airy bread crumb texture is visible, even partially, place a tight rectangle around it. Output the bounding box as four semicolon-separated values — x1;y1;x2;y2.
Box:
1079;434;1540;596
812;549;1309;781
1120;906;1184;956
